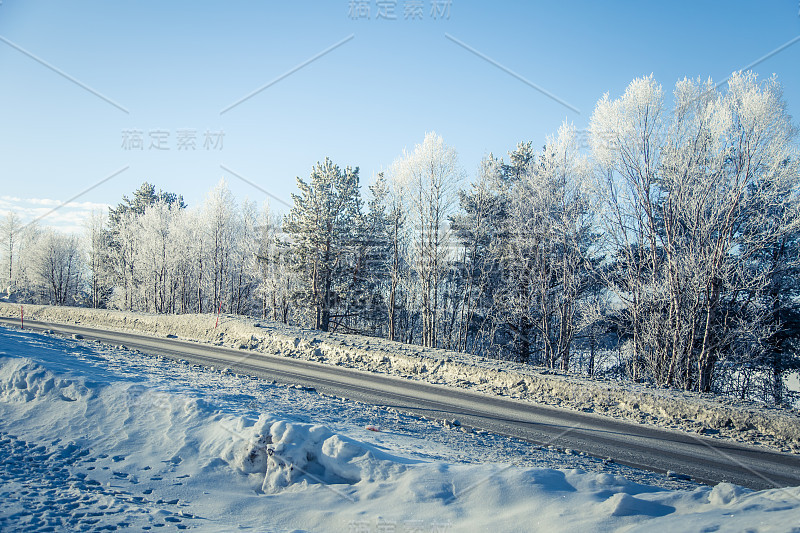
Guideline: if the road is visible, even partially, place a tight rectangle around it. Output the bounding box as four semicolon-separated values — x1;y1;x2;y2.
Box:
2;316;800;491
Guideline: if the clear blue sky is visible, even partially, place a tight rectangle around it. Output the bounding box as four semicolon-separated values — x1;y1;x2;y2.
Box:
1;1;799;231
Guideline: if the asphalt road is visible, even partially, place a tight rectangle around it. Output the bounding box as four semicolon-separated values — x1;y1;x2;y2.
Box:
2;316;799;491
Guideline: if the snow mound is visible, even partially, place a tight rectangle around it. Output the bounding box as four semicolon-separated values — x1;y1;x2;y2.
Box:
707;482;749;506
229;415;410;494
0;357;89;403
599;492;675;517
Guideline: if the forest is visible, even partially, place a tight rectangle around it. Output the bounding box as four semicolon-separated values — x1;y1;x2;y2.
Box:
2;72;799;405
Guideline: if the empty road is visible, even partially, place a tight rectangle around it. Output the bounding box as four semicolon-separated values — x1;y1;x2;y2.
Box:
2;316;799;491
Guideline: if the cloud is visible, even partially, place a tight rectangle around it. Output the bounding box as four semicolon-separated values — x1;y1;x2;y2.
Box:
0;196;111;234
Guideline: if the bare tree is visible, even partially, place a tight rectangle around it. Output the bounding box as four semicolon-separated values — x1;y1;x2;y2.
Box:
34;230;84;305
0;212;23;295
84;211;110;308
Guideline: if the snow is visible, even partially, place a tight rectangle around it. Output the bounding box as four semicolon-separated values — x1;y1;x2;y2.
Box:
2;302;799;455
2;320;800;531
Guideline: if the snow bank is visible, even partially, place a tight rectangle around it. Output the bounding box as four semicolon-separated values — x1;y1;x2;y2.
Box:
0;354;404;494
0;354;413;530
3;302;799;454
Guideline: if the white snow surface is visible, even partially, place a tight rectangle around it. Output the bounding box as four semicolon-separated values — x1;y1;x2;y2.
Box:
1;322;800;531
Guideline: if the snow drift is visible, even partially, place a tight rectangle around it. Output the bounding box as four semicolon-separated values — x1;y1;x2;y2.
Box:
0;355;404;495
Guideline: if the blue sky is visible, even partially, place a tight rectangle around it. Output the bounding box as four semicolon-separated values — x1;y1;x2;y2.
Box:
1;1;799;231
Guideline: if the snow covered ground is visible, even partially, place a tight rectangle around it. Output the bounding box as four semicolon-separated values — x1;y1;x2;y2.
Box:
2;324;800;531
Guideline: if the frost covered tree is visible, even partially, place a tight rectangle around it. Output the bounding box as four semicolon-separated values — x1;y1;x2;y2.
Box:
487;128;597;368
450;134;598;366
84;211;111;309
203;179;237;314
175;208;208;314
393;132;462;348
229;199;260;316
381;160;415;343
589;75;665;381
108;182;185;228
255;204;294;322
108;209;139;310
488;143;538;361
33;230;84;305
449;154;509;354
100;180;280;317
339;171;418;338
323;175;392;337
10;222;40;303
590;72;800;394
134;200;181;313
107;182;185;311
385;173;409;343
0;212;23;295
283;158;362;332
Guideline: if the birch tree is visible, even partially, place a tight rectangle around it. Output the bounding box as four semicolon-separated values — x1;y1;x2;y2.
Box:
135;200;179;313
34;230;84;305
395;132;462;348
85;211;111;309
450;154;508;354
384;161;413;343
590;72;800;392
204;179;237;314
255;204;294;322
0;212;23;295
229;199;260;316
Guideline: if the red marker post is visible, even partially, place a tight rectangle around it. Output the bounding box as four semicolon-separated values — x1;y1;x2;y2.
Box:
214;301;222;328
20;305;23;330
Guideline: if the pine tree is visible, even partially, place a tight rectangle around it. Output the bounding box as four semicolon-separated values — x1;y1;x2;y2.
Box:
354;172;392;335
284;158;362;332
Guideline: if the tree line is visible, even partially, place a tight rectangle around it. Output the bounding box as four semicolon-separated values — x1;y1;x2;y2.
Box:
2;72;799;405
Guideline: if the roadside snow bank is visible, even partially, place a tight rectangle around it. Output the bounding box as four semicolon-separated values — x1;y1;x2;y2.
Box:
0;353;415;530
0;354;405;495
3;302;799;453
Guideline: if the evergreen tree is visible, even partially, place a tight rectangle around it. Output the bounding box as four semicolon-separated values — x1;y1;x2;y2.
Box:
283;158;362;332
353;172;393;335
